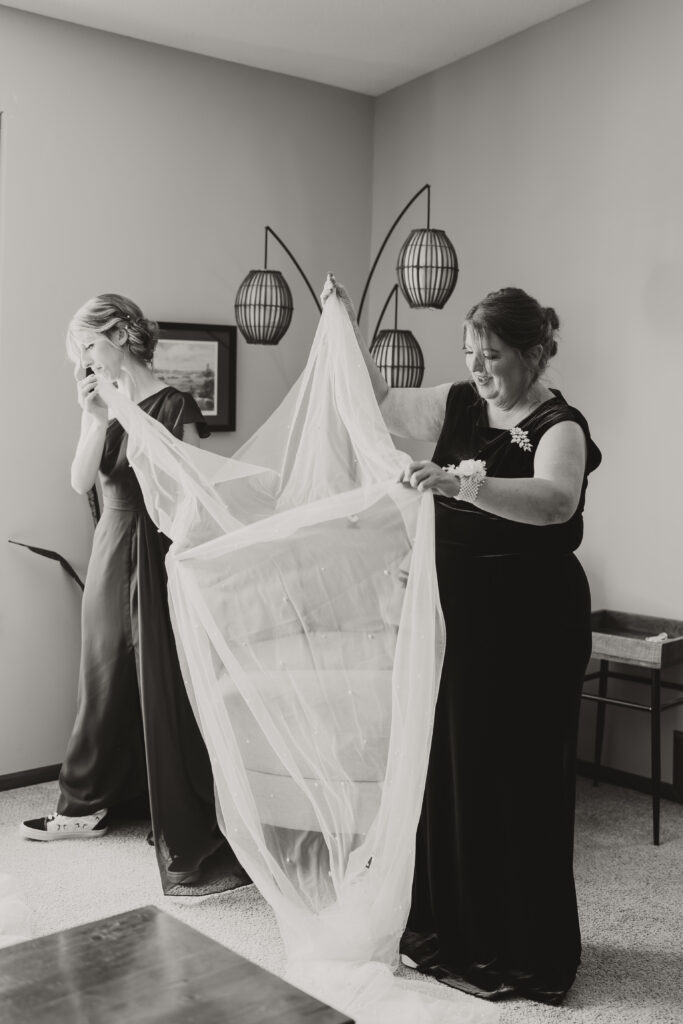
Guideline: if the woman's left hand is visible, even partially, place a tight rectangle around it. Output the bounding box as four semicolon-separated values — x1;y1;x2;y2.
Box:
399;460;458;498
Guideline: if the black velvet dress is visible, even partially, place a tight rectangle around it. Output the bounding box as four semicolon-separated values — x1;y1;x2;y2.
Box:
401;383;602;1004
58;387;249;895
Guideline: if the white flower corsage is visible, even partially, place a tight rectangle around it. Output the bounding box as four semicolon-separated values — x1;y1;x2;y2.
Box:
510;426;533;452
443;459;487;504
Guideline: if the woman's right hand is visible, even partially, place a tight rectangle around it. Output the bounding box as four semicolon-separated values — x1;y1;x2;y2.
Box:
75;368;108;424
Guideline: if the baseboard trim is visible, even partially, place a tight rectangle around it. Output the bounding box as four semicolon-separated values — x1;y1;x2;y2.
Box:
0;764;61;792
576;759;678;802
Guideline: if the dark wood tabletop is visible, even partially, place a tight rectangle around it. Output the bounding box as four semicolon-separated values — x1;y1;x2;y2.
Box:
0;904;353;1023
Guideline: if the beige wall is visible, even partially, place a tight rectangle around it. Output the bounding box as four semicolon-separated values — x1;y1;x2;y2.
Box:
369;0;683;781
0;7;373;774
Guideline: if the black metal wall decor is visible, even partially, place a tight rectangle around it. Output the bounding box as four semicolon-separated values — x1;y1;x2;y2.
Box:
234;227;320;345
234;186;457;384
369;284;425;388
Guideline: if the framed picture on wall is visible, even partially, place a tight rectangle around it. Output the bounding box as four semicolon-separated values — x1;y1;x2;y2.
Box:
155;322;237;431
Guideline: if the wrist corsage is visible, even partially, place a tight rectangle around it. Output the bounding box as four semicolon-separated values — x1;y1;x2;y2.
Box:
443;459;487;504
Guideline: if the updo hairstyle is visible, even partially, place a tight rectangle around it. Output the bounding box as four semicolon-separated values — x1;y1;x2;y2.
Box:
66;293;159;365
464;287;559;381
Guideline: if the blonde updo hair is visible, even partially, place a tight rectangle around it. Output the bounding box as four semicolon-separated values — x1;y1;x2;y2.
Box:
464;286;559;382
66;293;159;365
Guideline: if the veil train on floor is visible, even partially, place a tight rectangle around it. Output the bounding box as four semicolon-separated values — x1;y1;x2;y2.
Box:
100;295;495;1024
0;875;30;948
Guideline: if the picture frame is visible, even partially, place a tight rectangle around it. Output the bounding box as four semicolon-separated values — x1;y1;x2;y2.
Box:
155;322;237;431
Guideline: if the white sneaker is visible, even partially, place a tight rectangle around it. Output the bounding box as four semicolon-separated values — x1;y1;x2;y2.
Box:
20;810;109;841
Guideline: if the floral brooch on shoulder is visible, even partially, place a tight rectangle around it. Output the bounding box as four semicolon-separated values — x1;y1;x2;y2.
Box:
510;426;533;452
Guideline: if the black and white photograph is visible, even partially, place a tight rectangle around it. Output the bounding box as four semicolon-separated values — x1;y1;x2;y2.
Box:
2;2;682;1023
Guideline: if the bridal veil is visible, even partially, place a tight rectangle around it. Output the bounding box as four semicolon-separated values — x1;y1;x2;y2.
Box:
100;295;494;1023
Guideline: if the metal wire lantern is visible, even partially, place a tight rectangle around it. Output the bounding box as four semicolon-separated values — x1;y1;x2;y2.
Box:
369;285;424;388
370;329;424;388
234;227;321;345
396;228;458;309
357;184;458;323
234;269;293;345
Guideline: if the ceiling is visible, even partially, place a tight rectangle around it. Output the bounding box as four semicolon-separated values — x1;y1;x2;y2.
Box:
1;0;591;96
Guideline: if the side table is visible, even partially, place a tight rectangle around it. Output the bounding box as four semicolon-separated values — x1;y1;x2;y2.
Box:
582;610;683;845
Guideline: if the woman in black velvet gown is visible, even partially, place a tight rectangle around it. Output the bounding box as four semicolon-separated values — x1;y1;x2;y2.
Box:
21;294;248;896
322;277;601;1005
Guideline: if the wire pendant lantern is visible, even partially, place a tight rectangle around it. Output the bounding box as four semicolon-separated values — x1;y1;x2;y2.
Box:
234;227;321;345
396;227;458;309
234;269;293;345
369;283;424;388
357;184;458;323
371;329;424;388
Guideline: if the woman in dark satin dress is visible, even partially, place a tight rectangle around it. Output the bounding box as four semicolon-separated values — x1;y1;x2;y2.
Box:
21;294;248;896
322;277;601;1005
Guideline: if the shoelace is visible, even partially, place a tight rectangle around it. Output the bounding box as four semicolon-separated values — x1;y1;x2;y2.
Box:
44;811;104;825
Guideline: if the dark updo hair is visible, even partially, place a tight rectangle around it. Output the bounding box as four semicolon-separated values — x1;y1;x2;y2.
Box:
66;293;159;365
464;286;559;381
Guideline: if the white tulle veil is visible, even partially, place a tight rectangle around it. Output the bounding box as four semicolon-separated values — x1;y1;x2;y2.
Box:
99;295;494;1024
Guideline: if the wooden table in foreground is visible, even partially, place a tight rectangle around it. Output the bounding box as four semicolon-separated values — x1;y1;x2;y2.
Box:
0;905;354;1024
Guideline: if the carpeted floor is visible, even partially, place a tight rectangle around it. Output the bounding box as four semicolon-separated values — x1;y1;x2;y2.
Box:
1;776;682;1023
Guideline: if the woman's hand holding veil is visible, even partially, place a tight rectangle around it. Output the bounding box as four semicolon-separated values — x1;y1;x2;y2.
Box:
320;273;359;327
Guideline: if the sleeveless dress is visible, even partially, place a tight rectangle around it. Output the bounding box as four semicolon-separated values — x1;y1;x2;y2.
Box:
57;387;249;895
401;383;602;1004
